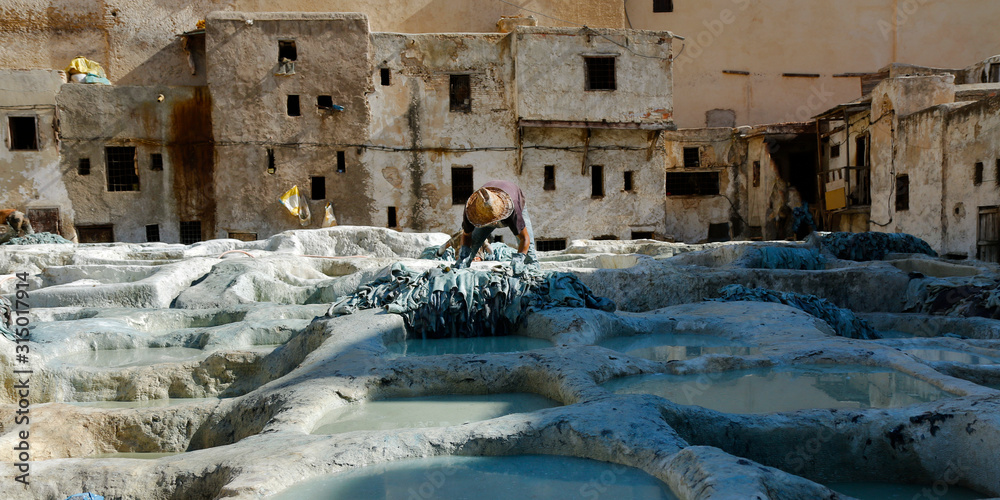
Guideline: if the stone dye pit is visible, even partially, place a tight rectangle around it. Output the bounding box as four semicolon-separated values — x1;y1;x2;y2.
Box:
2;227;1000;499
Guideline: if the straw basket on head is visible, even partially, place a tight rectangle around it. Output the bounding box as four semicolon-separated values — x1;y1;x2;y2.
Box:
465;187;514;227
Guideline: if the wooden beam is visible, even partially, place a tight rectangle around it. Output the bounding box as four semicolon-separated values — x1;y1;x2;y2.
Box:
519;119;675;131
646;130;661;162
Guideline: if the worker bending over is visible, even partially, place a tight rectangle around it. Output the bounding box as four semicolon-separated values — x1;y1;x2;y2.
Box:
457;180;537;273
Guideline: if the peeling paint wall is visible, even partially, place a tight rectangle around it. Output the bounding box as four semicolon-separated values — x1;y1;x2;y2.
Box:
207;12;373;239
368;27;675;243
940;96;1000;258
662;128;738;242
0;69;70;235
514;27;672;124
867;75;1000;258
56;84;212;242
869;76;955;251
0;0;623;88
368;32;516;233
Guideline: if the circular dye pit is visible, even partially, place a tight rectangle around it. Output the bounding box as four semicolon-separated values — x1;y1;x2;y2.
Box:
603;365;951;414
311;393;558;434
386;336;551;357
55;347;211;368
598;333;759;362
905;348;997;365
826;482;985;500
270;454;677;500
68;397;224;409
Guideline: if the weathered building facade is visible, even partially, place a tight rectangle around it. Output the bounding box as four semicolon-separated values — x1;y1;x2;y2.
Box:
0;69;70;237
2;13;690;245
3;1;1000;129
813;56;1000;260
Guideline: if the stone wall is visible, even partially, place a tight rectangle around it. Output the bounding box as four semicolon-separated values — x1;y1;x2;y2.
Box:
207;12;372;239
0;69;70;237
56;84;213;242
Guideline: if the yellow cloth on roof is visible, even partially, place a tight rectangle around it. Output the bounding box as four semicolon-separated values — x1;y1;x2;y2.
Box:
65;56;106;77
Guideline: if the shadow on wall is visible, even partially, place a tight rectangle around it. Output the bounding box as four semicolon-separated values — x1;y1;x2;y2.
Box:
117;34;206;86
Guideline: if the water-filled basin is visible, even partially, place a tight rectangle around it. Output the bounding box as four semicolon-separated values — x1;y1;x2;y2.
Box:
311;393;557;434
55;347;211;368
68;397;224;409
604;365;951;414
826;482;983;500
905;348;997;365
270;454;677;500
598;333;759;362
386;336;551;357
88;452;182;460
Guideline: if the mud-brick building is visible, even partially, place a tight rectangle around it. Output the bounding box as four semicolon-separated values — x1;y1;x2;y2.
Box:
4;12;682;245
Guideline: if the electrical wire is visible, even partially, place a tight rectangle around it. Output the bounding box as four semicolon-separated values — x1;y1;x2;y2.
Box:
493;0;670;60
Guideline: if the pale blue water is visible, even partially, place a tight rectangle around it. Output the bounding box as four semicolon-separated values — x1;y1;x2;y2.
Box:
55;347;210;368
826;482;985;500
269;455;678;500
311;393;559;434
905;348;997;365
598;333;759;362
386;336;551;357
68;397;223;409
604;365;951;414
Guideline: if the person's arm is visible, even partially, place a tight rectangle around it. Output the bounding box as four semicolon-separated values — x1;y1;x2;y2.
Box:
516;227;530;254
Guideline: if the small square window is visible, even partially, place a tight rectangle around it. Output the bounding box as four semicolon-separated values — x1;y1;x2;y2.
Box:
278;40;297;61
896;174;909;211
106;146;139;191
996;159;1000;186
631;231;654;240
150;153;163;171
450;74;471;112
311;176;326;200
975;162;984;186
536;239;567;252
543;165;555;191
653;0;674;12
387;206;397;228
591;165;604;197
145;224;160;242
8;116;38;151
683;147;700;168
267;148;276;174
624;171;634;192
666;172;720;196
452;166;474;204
380;68;391;86
78;158;91;175
180;220;202;245
830;144;841;158
990;63;1000;83
287;95;300;116
76;224;114;243
317;95;334;109
336;151;346;173
228;232;258;242
585;57;616;91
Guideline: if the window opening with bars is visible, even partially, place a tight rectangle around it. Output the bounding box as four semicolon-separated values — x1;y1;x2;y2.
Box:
105;146;139;191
